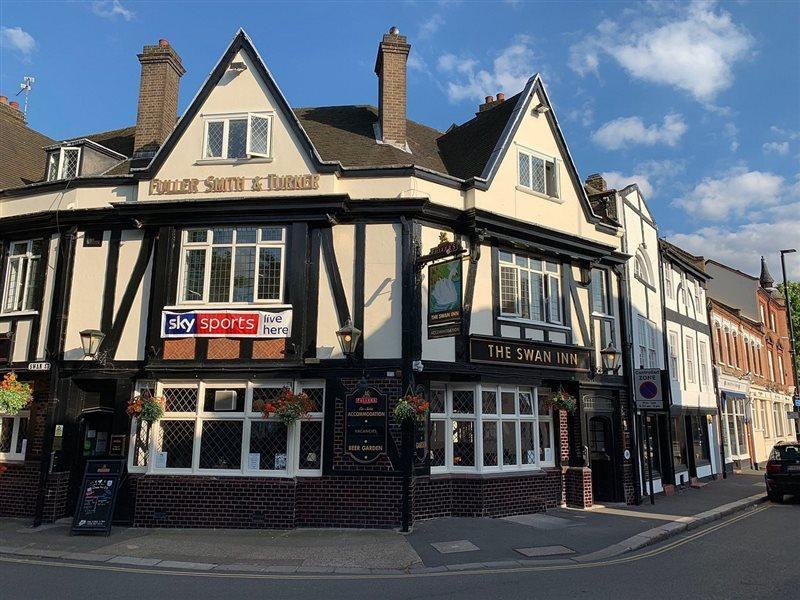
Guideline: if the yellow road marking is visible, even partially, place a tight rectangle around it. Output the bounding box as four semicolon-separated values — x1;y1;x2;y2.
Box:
0;505;771;581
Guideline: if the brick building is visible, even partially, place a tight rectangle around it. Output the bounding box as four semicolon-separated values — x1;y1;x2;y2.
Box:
706;258;797;470
0;27;635;528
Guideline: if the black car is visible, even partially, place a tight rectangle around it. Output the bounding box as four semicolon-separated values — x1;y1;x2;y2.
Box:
765;441;800;502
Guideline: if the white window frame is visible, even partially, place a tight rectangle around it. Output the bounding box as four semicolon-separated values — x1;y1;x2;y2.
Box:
772;402;783;437
428;383;555;475
0;411;29;461
498;251;563;326
46;146;81;181
770;312;776;332
516;144;560;200
664;263;674;299
201;112;273;160
668;331;680;380
129;379;324;477
177;226;286;306
761;400;769;437
591;268;612;317
698;340;709;387
685;335;696;383
768;351;775;382
778;354;785;385
2;239;42;314
637;316;658;369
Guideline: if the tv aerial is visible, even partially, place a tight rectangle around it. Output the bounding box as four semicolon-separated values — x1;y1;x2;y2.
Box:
16;76;35;116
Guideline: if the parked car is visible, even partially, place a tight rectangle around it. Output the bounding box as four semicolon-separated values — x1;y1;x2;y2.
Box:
765;442;800;502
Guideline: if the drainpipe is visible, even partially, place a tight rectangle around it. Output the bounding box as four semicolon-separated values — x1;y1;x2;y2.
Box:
33;227;77;527
616;260;642;505
707;300;727;479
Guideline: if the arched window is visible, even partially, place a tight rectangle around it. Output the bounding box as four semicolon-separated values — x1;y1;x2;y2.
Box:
634;250;653;285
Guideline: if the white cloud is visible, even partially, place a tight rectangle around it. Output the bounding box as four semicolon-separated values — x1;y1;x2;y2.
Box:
770;125;799;141
91;1;135;21
600;159;684;199
669;222;800;279
603;172;654;198
763;141;790;155
437;37;535;103
407;52;428;74
418;14;445;40
1;26;36;56
723;122;739;152
569;1;754;103
592;114;687;150
673;168;786;221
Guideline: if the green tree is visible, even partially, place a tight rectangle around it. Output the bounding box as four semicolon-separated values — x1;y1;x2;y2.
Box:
778;280;800;378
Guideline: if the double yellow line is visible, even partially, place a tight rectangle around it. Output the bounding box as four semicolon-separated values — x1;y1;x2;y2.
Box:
0;504;772;581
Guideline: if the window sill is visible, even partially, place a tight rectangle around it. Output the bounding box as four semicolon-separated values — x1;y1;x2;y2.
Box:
163;303;291;311
194;157;274;165
515;185;565;204
428;467;556;479
0;310;39;318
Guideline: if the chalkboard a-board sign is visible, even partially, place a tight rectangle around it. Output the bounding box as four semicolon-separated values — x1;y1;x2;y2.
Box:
71;459;125;536
345;386;388;464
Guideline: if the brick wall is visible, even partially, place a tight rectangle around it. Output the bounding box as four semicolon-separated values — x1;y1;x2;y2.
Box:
0;462;39;517
413;470;562;521
564;467;593;508
376;30;410;145
134;40;184;156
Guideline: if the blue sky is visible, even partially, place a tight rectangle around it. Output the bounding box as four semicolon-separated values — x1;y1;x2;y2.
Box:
2;0;798;277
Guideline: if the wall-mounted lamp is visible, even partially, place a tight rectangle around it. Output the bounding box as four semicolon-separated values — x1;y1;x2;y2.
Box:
335;319;361;358
601;342;621;374
79;329;105;359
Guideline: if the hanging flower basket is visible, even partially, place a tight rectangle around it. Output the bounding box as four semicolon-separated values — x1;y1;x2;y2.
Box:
0;372;33;416
261;387;314;425
126;391;165;424
393;394;429;423
546;387;577;413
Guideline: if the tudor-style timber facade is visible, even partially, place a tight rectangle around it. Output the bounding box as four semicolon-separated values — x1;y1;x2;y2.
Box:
0;28;636;528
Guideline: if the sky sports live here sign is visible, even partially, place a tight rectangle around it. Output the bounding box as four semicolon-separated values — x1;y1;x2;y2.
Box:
634;368;666;410
162;309;292;338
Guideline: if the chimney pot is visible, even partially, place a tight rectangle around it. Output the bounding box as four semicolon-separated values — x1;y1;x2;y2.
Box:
496;92;505;102
159;38;170;47
0;96;7;104
389;26;400;35
9;101;20;110
485;95;493;104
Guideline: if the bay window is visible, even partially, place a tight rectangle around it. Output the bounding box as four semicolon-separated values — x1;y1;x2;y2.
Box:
0;412;28;461
128;380;324;476
178;226;285;305
498;251;562;325
2;239;43;313
429;383;555;473
203;113;272;160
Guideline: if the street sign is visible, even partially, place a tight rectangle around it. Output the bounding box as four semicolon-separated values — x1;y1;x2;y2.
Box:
27;361;51;371
634;369;665;410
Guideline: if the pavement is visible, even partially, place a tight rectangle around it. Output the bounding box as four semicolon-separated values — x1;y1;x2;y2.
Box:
0;470;775;575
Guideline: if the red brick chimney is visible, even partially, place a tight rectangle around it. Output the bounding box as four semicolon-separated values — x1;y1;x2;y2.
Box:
585;173;607;192
133;38;185;159
0;95;25;123
478;92;505;113
375;26;410;148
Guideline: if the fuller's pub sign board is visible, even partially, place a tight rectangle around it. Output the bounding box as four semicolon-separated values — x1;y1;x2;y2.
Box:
427;258;463;339
345;385;388;464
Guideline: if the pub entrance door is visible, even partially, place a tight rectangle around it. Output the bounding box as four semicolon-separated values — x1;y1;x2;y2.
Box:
588;415;616;502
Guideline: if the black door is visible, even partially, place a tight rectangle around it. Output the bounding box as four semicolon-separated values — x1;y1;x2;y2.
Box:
589;416;615;502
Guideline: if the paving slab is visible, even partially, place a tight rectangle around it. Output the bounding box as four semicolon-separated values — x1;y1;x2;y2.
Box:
515;545;575;557
502;514;582;529
60;552;115;563
211;563;268;572
430;539;479;554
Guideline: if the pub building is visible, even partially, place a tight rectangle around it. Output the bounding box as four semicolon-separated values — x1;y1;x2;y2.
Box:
0;27;636;529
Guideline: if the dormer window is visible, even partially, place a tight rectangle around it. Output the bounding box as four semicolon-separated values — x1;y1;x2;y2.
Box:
46;147;81;181
202;113;272;160
517;146;559;199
